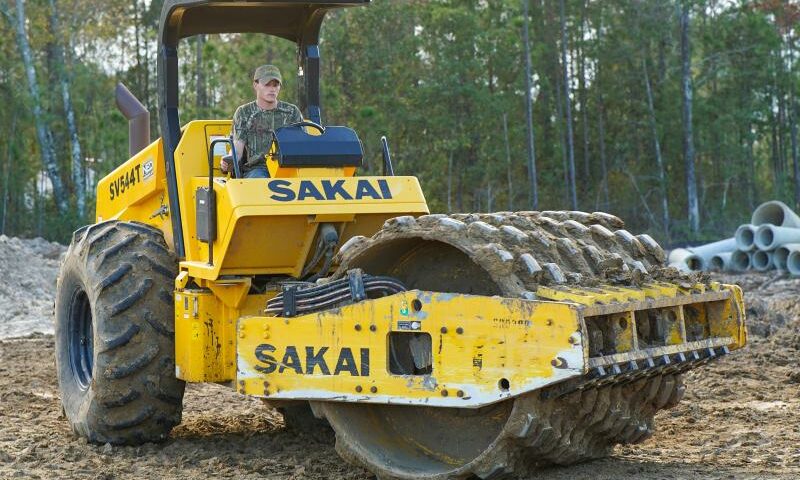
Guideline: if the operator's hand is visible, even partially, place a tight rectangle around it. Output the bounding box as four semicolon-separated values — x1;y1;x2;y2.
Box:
220;154;233;175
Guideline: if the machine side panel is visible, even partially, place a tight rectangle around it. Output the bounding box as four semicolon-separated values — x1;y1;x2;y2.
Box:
173;121;232;262
95;139;173;247
174;285;271;383
168;120;429;278
181;175;429;279
235;291;585;407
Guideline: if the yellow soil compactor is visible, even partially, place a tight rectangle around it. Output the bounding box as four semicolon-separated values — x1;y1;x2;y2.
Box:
55;1;747;479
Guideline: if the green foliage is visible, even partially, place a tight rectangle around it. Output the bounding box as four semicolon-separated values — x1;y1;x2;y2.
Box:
0;0;798;245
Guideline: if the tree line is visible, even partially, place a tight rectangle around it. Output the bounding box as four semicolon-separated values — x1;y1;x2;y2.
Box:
0;0;797;245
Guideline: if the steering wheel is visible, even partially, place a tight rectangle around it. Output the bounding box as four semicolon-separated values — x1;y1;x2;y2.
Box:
284;120;325;134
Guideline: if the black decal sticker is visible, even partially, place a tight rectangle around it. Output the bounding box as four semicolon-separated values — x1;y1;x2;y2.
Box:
305;346;331;375
254;344;277;374
279;346;303;374
333;348;360;376
297;181;325;201
322;179;353;200
109;183;115;201
355;180;382;200
269;180;295;201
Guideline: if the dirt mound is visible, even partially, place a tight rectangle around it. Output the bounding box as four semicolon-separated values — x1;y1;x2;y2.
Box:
0;235;65;339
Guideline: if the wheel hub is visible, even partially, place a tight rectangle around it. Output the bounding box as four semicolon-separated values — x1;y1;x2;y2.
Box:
68;290;93;390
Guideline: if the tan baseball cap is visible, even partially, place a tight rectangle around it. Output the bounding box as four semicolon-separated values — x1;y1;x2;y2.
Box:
253;64;282;84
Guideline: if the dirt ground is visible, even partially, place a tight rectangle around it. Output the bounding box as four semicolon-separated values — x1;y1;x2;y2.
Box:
2;271;800;479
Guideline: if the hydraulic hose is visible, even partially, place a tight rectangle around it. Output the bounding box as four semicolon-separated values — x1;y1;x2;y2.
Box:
266;270;407;317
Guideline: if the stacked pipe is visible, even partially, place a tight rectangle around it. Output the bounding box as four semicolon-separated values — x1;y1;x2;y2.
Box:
669;200;800;275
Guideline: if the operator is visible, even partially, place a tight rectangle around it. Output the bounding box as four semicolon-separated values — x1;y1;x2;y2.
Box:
221;64;303;178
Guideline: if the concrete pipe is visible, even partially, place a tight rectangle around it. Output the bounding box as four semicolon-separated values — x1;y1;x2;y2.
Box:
773;243;800;271
709;252;733;272
668;247;692;264
685;254;704;272
754;224;800;251
751;249;774;272
688;237;737;257
731;250;752;271
735;224;757;252
751;200;800;228
668;248;702;272
788;250;800;276
689;238;736;266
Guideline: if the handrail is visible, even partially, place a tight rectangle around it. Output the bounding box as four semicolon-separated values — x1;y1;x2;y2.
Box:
205;137;238;266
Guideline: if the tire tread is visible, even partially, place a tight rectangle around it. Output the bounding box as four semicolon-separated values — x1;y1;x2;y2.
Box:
55;221;183;445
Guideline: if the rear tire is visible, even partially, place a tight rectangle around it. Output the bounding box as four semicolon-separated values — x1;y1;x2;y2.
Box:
55;221;184;444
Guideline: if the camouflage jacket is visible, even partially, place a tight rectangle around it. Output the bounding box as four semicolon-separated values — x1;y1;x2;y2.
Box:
232;100;303;170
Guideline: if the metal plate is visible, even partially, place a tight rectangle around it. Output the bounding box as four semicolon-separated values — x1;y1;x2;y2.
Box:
236;290;585;408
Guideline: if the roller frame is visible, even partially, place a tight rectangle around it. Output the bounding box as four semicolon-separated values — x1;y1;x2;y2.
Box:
231;283;745;408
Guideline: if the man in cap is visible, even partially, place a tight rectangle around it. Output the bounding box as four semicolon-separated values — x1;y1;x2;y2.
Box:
222;65;303;178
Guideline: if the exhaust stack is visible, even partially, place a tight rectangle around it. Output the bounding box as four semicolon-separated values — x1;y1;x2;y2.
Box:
115;83;150;157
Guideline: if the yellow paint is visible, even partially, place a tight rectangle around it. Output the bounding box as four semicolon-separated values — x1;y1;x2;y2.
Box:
641;281;679;298
93;120;429;281
174;279;272;382
611;312;637;352
175;288;226;382
173;122;428;280
175;271;190;290
236;291;584;402
539;282;746;354
175;278;746;404
94;118;432;385
95;139;173;247
708;284;747;349
536;284;648;305
663;307;686;345
206;277;251;309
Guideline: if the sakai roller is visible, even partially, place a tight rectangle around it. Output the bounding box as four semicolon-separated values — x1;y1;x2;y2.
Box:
54;1;748;479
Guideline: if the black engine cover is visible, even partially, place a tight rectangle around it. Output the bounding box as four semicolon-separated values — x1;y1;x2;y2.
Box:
273;125;364;168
